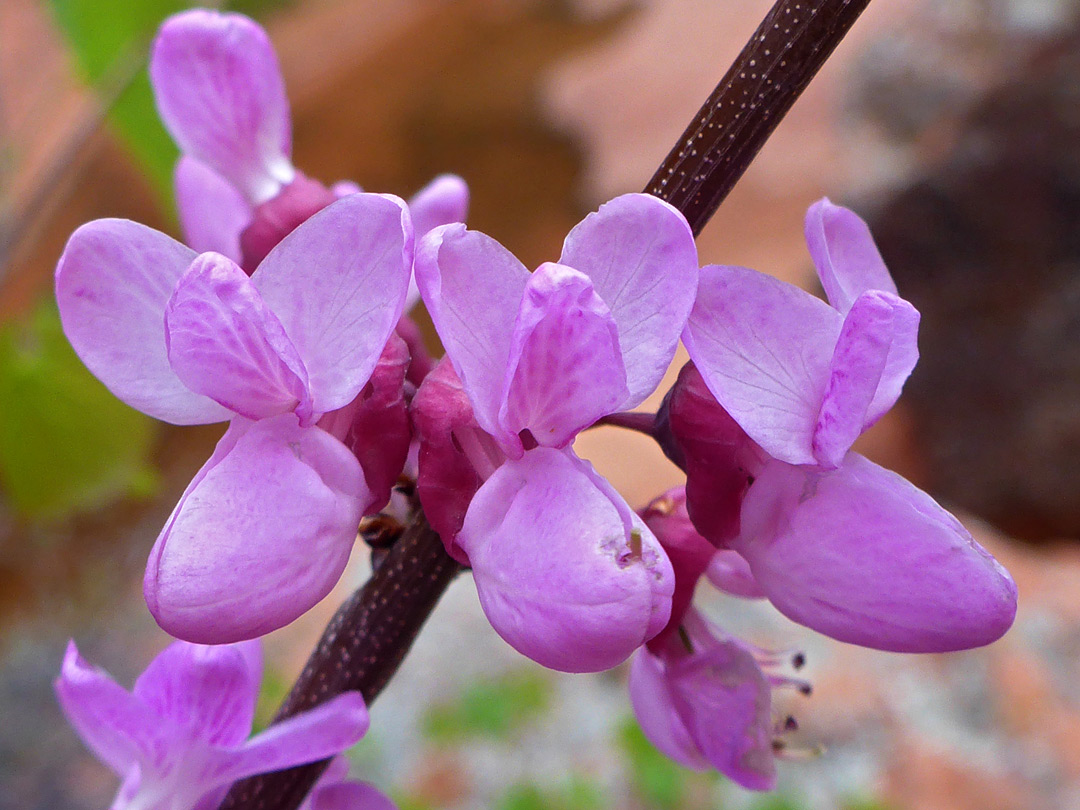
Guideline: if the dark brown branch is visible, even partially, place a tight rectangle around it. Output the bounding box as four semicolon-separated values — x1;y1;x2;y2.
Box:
645;0;872;233
218;513;461;810
220;1;873;807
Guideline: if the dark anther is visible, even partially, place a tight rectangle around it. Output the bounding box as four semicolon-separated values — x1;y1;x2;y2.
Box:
791;651;806;669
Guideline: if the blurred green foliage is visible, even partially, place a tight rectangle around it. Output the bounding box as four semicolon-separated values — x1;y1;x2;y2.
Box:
252;663;291;733
616;717;692;809
0;306;158;519
423;669;553;742
496;775;606;810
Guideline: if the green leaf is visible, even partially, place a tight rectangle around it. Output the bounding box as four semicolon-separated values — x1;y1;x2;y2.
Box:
749;797;808;810
0;305;158;519
422;669;553;742
615;717;689;810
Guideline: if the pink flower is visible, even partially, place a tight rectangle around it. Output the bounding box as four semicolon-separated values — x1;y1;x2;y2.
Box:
152;9;467;280
55;194;413;643
412;193;700;672
55;640;383;810
655;199;1016;654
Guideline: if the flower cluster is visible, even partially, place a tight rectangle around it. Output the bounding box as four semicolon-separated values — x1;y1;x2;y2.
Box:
54;7;1018;807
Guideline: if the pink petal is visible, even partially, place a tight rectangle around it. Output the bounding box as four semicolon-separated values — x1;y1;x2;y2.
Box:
665;636;777;791
458;448;674;673
55;219;232;425
736;453;1018;652
165;253;313;422
628;649;708;771
804;198;897;314
331;180;363;198
408;174;470;238
251;194;413;414
705;551;765;599
150;10;293;204
560;193;698;407
811;291;894;468
174;156;252;262
318;333;411;515
414;224;529;443
500;263;628;450
212;692;369;784
54;642;163;777
684;265;842;465
308;782;397;810
865;294;919;427
132;641;261;748
412;358;503;563
144;414;370;643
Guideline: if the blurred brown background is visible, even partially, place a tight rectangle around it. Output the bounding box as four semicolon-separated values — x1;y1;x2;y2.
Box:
2;1;1080;809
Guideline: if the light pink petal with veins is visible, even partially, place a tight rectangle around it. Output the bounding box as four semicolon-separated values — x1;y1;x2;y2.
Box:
145;414;370;643
684;264;841;466
459;447;673;673
560;193;698;407
55;219;232;425
414;224;530;446
174;156;252;262
151;9;293;203
166;253;313;423
251;193;413;415
500;263;628;451
804;198;897;314
133;641;261;748
736;453;1018;652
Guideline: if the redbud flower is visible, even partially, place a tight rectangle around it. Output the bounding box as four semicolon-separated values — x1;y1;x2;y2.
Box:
55;640;378;810
666;199;1016;653
56;194;413;642
413;193;700;672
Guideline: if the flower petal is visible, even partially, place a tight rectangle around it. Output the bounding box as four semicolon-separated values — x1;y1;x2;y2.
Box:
151;10;293;203
174;156;252;262
166;253;312;422
251;193;413;415
804;198;896;314
54;642;163;777
211;692;368;784
408;174;470;238
55;219;232;425
865;294;919;427
560;193;698;407
144;415;370;643
684;265;841;465
459;447;673;673
666;636;777;791
415;224;529;442
500;263;628;450
132;641;260;748
736;453;1018;652
628;649;707;771
811;291;894;468
705;551;765;599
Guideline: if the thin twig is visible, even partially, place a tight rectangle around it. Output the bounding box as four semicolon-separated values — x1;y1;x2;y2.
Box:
645;0;871;233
